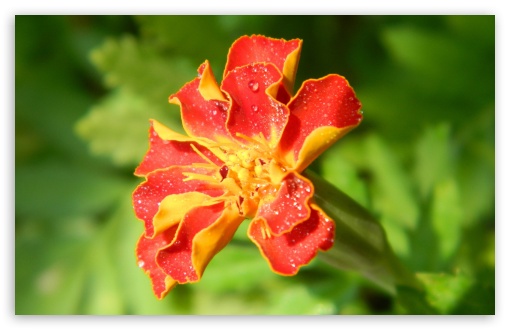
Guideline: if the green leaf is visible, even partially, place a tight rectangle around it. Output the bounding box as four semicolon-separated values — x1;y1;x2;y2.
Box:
306;169;422;295
320;143;369;208
90;35;196;106
431;178;463;262
416;272;474;314
75;88;182;167
266;284;336;315
365;134;419;230
200;244;277;294
15;160;129;219
15;233;90;314
380;21;492;104
456;106;495;226
81;237;124;315
379;216;410;258
135;16;232;69
414;123;454;198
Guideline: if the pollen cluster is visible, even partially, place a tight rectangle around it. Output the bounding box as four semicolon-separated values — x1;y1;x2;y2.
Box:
219;139;282;217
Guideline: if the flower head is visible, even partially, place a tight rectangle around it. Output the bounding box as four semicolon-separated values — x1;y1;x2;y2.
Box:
133;35;362;299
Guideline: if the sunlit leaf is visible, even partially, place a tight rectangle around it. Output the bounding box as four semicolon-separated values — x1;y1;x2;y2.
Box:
365;134;419;230
416;272;474;314
414;123;454;198
75;88;182;167
90;35;196;106
320;143;369;208
431;178;463;262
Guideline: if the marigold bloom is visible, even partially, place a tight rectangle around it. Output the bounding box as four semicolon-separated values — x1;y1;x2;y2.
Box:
133;35;362;299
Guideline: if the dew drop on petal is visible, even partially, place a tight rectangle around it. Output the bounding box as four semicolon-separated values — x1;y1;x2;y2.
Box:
138;260;145;268
248;80;259;92
251;105;259;112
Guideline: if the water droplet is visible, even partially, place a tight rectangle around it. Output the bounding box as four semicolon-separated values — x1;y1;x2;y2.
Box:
212;109;217;115
138;261;145;268
248;80;259;92
251;105;258;112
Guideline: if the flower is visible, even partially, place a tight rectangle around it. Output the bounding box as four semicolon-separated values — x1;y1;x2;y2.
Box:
132;35;363;299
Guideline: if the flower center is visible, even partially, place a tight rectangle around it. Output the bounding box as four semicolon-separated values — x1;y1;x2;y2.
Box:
184;133;288;218
220;142;278;217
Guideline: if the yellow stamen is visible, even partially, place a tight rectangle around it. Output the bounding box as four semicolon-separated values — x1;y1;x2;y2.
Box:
190;144;219;167
182;172;220;184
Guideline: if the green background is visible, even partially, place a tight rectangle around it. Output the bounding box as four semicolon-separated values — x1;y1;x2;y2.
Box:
15;15;495;315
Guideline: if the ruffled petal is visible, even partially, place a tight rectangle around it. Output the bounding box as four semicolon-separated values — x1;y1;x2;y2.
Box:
278;75;362;172
136;228;178;300
248;203;335;275
224;35;302;96
256;172;313;235
156;202;244;283
169;61;231;142
134;120;223;176
222;63;289;148
152;191;218;237
132;166;225;238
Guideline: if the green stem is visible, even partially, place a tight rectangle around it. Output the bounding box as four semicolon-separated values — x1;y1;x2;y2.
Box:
305;169;423;295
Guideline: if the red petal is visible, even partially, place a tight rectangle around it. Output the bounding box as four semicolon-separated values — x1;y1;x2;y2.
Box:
136;228;178;299
224;35;302;96
223;63;289;148
169;62;231;142
249;204;335;275
134;121;222;176
256;172;313;235
132;166;224;238
156;202;243;283
279;75;362;171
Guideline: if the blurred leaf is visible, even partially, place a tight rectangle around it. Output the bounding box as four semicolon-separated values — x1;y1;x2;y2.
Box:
90;35;196;107
199;243;278;295
416;272;474;314
15;160;129;219
109;193;181;314
79;34;201;166
456;106;495;226
446;16;495;50
414;123;454;198
381;21;493;105
135;16;232;71
320;144;369;208
75;88;180;167
81;236;124;315
15;231;90;314
365;134;419;230
431;178;463;262
379;216;410;258
266;284;336;315
309;169;422;295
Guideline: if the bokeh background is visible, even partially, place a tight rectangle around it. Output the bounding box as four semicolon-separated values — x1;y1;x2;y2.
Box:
15;15;495;315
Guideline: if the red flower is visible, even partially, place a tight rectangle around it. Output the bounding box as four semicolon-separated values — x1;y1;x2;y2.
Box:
133;35;362;299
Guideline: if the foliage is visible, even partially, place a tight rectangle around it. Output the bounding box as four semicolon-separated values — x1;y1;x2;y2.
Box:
15;15;495;314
